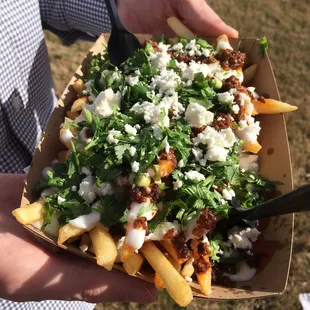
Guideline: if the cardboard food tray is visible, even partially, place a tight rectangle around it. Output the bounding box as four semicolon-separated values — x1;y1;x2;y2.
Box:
20;34;293;300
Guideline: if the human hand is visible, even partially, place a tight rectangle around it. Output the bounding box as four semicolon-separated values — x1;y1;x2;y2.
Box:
0;174;156;303
117;0;238;38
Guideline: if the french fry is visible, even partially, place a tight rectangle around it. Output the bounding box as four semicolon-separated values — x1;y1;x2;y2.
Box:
89;224;117;271
160;240;188;264
167;17;195;40
58;224;86;245
181;256;195;278
79;233;92;252
243;64;258;85
58;150;70;163
140;242;193;307
154;253;181;290
191;240;212;296
88;244;95;255
59;128;74;149
216;34;233;51
12;199;44;225
154;272;164;291
66;110;79;120
243;141;262;154
71;97;88;113
123;252;144;276
252;98;298;114
119;242;135;263
73;78;85;94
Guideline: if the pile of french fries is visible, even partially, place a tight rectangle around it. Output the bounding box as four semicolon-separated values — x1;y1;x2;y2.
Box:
12;17;298;307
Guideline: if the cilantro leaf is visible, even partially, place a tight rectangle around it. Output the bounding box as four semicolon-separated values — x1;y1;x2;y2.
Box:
258;36;268;57
209;234;223;262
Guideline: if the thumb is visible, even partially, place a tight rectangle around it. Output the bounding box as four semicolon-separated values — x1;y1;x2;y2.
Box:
14;251;157;304
177;0;239;38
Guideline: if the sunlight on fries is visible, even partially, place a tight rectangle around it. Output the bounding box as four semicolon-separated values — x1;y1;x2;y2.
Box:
141;242;193;307
252;98;298;114
58;224;86;245
167;17;195;40
119;242;135;263
181;256;195;278
243;141;262;154
89;224;117;271
123;252;144;276
12;199;44;225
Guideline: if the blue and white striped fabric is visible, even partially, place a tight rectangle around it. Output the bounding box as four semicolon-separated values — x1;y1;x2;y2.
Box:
0;0;111;173
0;0;111;309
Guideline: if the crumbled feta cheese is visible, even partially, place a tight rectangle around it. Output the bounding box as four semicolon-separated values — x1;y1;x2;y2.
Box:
81;166;91;176
222;188;236;200
217;91;235;104
164;140;170;153
235;91;254;118
236;118;261;143
206;145;229;162
131;161;140;173
129;146;137;157
93;88;121;118
149;48;171;70
95;182;113;196
184;170;205;182
172;42;183;51
124;124;137;136
57;196;66;204
178;159;185;168
194;126;236;148
228;226;261;250
182;61;210;80
126;74;139;86
202;48;210;57
193;126;236;162
185;102;214;128
78;175;97;203
150;69;181;93
71;186;77;192
107;129;121;144
160;92;185;119
173;180;183;190
130;101;170;127
232;104;240;114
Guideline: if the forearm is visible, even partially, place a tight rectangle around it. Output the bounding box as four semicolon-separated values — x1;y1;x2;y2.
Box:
39;0;111;40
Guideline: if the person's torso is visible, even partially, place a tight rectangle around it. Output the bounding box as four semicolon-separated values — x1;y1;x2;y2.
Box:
0;0;56;173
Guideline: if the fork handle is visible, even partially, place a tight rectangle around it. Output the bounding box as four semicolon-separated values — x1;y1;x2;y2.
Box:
238;184;310;220
105;0;126;32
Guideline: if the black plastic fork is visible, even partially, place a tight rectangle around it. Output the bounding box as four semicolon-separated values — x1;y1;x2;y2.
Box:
105;0;141;66
216;184;310;230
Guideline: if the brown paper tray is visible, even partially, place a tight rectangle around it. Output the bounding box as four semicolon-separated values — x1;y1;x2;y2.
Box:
20;34;293;300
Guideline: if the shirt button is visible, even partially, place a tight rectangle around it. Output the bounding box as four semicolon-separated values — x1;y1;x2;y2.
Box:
12;95;22;111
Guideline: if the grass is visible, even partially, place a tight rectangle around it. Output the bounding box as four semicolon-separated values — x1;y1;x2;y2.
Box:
44;0;310;308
